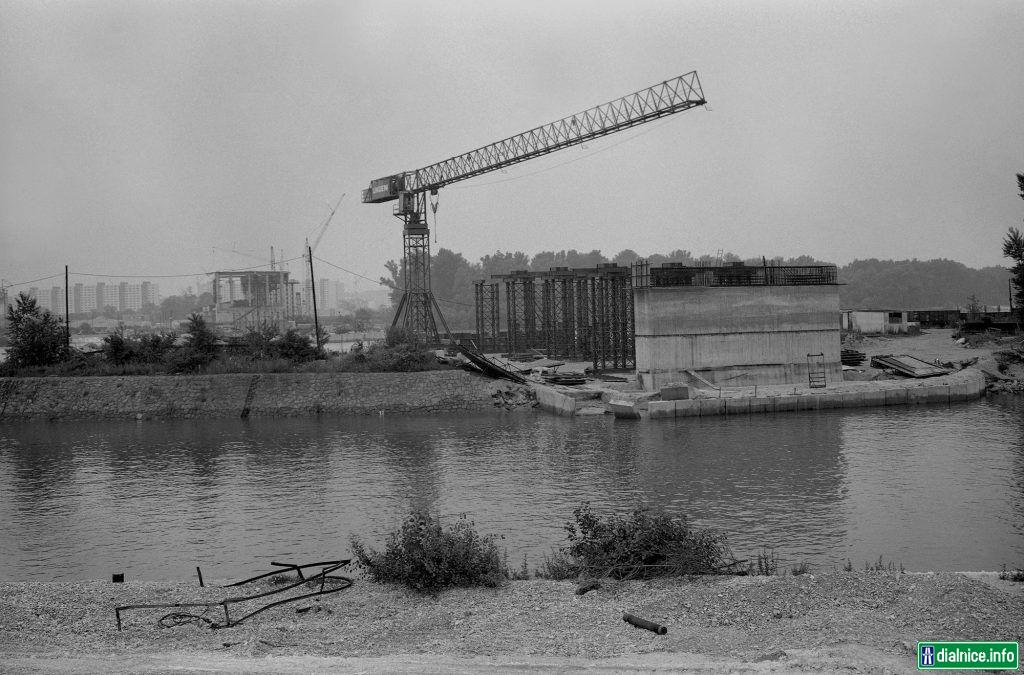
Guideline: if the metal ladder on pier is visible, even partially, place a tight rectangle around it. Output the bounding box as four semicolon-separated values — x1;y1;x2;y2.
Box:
807;353;827;389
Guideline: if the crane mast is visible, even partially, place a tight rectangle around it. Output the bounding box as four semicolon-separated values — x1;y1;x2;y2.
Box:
364;71;706;344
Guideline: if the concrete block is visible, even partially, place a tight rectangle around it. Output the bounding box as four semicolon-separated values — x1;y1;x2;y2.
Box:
908;386;947;406
648;400;676;419
536;386;577;417
660;383;691;400
860;389;886;408
606;399;640;419
929;386;951;405
748;397;772;414
906;387;926;405
884;387;908;406
841;392;864;408
675;400;701;417
725;398;750;415
818;392;844;409
951;372;984;401
774;395;799;413
967;371;986;398
947;380;968;402
797;395;819;411
698;398;725;417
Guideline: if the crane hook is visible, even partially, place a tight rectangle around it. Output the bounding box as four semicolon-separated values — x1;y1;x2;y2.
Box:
430;193;440;243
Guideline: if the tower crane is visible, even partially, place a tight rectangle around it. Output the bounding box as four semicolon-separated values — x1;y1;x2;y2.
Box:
363;71;706;344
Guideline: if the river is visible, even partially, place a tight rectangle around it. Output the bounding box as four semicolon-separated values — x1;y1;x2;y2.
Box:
1;396;1022;581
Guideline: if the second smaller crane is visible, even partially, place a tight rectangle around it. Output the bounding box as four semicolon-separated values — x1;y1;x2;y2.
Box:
305;192;345;350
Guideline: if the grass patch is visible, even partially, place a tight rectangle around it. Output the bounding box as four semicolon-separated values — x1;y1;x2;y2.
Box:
864;555;905;573
748;547;779;576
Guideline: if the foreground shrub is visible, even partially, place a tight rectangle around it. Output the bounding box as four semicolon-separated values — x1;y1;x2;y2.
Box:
351;511;507;593
339;340;441;372
999;563;1024;582
544;503;738;580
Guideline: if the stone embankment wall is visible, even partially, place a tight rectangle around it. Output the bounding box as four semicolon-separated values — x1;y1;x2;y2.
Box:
0;371;504;422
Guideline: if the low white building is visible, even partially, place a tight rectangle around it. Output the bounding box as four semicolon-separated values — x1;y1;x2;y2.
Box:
841;309;918;334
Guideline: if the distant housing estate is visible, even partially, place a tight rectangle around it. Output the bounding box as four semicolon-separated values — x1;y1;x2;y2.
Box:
10;281;163;317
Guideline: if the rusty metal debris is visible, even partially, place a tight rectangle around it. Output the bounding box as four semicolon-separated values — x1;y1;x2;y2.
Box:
114;559;353;631
456;344;528;384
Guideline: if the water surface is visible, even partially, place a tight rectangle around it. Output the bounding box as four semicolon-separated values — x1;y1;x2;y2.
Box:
1;397;1021;581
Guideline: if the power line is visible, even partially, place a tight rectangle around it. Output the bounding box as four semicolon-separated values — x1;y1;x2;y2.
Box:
312;255;474;308
2;273;64;289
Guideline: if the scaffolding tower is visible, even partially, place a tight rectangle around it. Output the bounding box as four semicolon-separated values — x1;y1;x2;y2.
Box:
485;264;635;371
473;280;500;353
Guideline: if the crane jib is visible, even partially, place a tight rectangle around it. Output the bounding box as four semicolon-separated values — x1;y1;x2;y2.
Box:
361;70;705;204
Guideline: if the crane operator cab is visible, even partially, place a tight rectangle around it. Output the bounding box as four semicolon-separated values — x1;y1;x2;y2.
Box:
361;174;404;204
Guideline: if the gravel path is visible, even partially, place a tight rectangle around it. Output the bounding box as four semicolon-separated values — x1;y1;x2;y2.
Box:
2;571;1022;673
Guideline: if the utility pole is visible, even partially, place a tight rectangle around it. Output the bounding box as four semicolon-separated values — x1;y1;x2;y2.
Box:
65;266;71;355
308;244;321;351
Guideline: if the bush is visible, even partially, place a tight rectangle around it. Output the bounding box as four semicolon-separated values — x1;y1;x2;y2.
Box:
165;346;213;373
351;511;507;593
385;325;412;347
548;503;738;580
275;328;319;362
999;564;1024;582
240;322;279;360
101;327;175;365
339;340;441;372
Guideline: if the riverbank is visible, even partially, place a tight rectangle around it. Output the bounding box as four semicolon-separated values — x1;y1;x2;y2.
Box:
1;571;1022;673
0;370;517;422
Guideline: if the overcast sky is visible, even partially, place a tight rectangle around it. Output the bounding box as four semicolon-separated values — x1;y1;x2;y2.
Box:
2;0;1022;294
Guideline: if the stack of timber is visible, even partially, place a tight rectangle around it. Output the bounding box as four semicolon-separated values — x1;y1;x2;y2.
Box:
841;348;867;366
542;372;587;386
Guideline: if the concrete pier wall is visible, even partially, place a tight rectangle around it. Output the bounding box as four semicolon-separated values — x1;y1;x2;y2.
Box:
646;369;986;420
634;285;841;390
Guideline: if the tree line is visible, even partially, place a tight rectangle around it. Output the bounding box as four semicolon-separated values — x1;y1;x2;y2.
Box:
381;248;1018;330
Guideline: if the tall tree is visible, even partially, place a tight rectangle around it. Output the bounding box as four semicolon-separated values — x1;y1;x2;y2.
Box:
3;293;68;368
1004;173;1024;322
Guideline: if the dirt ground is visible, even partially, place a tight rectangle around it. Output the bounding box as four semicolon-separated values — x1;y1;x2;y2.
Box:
2;570;1023;674
848;328;1000;367
848;328;1024;387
